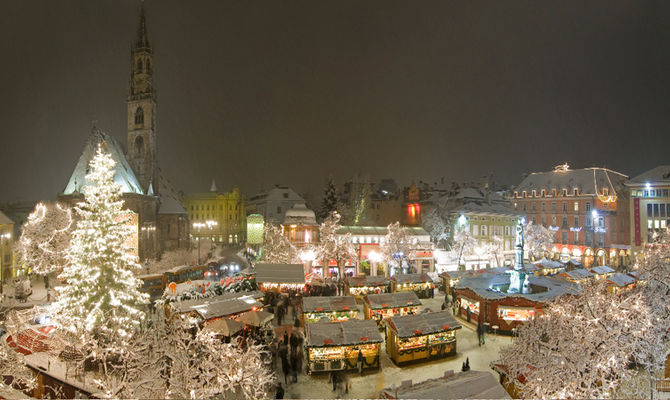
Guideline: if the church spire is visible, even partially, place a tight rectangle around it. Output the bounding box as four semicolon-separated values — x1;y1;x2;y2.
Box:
134;2;151;51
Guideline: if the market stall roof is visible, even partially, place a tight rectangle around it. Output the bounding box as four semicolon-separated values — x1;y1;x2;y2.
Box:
387;311;461;338
254;263;305;284
203;318;244;336
346;275;390;287
534;258;564;270
237;310;274;327
174;290;264;313
559;268;594;281
380;370;511;399
364;292;422;309
302;296;357;313
439;270;470;280
455;272;580;303
607;273;636;287
306;319;382;347
590;265;615;275
390;273;430;284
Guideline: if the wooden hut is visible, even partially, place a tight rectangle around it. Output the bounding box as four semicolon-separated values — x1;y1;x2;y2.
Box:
345;275;391;297
390;273;434;298
302;296;358;324
363;292;422;327
386;311;461;365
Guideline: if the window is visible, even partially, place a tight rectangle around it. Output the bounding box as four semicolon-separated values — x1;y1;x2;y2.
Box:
532;203;536;212
574;201;579;212
654;204;659;217
585;231;593;247
574;231;579;244
551;202;556;212
134;136;144;154
276;206;281;214
664;189;669;197
561;231;568;244
146;59;151;71
523;204;527;212
541;203;546;212
134;107;144;125
283;193;289;198
481;225;488;236
541;215;546;226
137;58;143;73
562;216;568;229
586;202;591;212
586;217;592;228
647;203;653;217
562;202;567;213
473;225;479;236
661;204;667;218
598;217;604;228
505;226;511;236
574;217;579;227
551;216;556;226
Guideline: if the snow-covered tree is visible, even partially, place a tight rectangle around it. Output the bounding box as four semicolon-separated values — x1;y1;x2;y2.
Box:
315;211;358;270
261;223;299;264
380;222;413;274
155;318;275;399
498;279;666;399
16;202;73;279
317;177;340;221
422;206;450;247
485;235;506;267
523;221;554;261
451;228;476;267
53;144;148;340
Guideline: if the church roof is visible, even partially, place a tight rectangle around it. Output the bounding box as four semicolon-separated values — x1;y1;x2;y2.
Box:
134;4;151;51
0;210;14;225
63;128;144;196
158;171;188;215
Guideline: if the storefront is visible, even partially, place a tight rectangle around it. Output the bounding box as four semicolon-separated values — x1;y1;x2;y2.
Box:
439;270;468;292
305;319;383;373
302;296;358;324
363;292;422;327
385;311;461;365
345;275;391;297
390;273;434;299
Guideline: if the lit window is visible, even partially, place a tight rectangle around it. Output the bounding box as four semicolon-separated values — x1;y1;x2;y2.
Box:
585;202;591;212
574;202;579;212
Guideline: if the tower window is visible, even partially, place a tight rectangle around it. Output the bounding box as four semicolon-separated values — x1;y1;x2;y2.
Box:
134;136;144;155
146;59;151;72
135;107;144;125
137;58;143;73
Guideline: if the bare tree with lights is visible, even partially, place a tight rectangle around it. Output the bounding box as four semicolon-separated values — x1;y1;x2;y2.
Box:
498;279;666;399
451;228;476;268
53;143;148;342
261;223;299;264
315;211;358;274
380;222;413;275
15;201;73;297
523;221;554;261
422;206;450;247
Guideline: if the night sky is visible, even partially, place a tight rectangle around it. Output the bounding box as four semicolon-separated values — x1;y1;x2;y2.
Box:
2;0;670;204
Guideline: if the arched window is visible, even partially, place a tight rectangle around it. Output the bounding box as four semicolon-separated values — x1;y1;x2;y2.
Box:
134;136;144;155
136;58;143;73
134;107;144;125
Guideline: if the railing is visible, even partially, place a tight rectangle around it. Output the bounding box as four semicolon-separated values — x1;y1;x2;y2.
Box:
656;379;670;392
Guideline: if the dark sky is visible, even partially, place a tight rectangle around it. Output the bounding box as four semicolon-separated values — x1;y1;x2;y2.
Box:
2;0;670;204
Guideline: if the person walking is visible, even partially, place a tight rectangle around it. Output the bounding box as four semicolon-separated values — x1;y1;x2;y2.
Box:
476;322;483;346
275;383;284;399
356;348;364;374
281;355;291;384
466;306;471;322
290;351;299;383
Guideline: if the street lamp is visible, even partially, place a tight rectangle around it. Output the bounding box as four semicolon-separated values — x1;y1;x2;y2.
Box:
0;232;11;296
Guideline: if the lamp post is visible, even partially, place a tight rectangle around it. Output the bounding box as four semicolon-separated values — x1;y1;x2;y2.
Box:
0;231;11;296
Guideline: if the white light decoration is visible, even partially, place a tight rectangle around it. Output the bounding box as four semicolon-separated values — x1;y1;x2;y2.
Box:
54;143;148;338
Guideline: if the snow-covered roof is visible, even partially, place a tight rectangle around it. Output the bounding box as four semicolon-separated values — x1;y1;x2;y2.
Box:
346;275;390;287
302;296;357;313
63;128;144;195
173;292;263;320
0;210;13;225
254;263;305;284
337;225;430;237
534;258;564;270
560;268;594;281
158;172;187;215
387;311;461;338
515;167;628;196
364;292;422;309
380;370;511;399
449;201;519;217
305;319;382;347
590;265;615;275
627;165;670;185
455;272;580;303
282;203;317;226
607;273;636;287
391;273;430;284
247;186;304;203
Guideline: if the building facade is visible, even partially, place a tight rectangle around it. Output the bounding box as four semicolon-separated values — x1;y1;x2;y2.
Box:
282;203;319;247
513;164;630;267
246;186;306;224
58;5;189;260
626;165;670;254
183;182;246;246
0;211;14;282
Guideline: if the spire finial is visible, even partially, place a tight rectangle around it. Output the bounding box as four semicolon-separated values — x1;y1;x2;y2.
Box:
210;179;217;192
135;1;150;50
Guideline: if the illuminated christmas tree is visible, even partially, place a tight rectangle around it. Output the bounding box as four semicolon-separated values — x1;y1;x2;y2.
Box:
54;143;148;339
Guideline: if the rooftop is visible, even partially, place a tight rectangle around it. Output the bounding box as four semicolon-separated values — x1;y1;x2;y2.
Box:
515;166;628;196
305;319;383;347
387;311;461;338
627;165;670;185
364;291;422;309
302;296;357;313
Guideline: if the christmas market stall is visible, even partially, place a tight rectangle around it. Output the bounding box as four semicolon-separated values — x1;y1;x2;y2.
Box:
454;272;579;333
439;270;470;292
305;319;383;373
253;263;305;293
363;292;422;327
302;296;359;324
386;311;461;365
390;273;434;298
345;275;391;297
380;370;511;399
167;291;264;324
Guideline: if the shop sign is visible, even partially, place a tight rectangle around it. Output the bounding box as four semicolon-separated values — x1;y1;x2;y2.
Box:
569;227;582;232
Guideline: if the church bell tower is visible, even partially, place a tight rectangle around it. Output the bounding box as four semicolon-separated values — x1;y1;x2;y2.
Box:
127;3;157;195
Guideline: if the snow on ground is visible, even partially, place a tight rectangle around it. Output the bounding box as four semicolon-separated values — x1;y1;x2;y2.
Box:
272;292;515;399
1;276;54;312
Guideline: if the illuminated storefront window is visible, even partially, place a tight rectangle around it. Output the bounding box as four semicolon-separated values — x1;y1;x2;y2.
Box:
497;306;535;321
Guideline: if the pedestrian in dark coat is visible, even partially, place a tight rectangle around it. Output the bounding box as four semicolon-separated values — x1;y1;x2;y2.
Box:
281;355;291;384
476;323;483;346
275;383;284;399
290;351;300;382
